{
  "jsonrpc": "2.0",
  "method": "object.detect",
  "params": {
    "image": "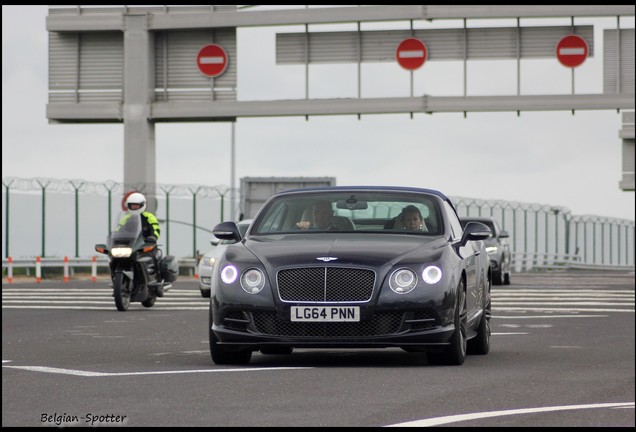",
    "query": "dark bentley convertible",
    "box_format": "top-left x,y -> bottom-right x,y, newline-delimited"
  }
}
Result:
210,186 -> 492,365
